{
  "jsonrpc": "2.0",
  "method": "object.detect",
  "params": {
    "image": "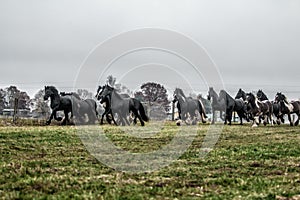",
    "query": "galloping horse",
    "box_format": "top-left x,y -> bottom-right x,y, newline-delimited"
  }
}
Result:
96,85 -> 131,125
207,87 -> 225,124
98,84 -> 148,126
44,86 -> 73,125
245,92 -> 273,127
257,89 -> 284,125
275,92 -> 300,126
173,88 -> 207,124
218,90 -> 248,125
60,91 -> 98,124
